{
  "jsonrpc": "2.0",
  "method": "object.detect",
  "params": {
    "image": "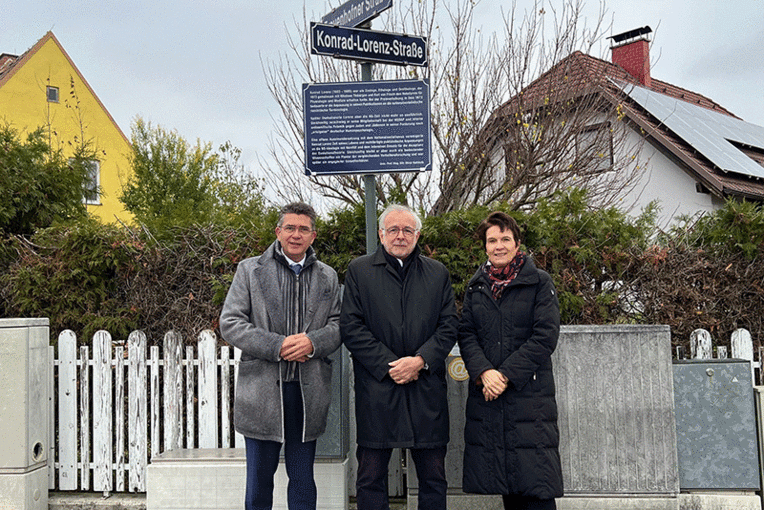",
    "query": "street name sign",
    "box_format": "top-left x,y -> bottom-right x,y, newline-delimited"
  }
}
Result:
310,22 -> 427,67
303,79 -> 431,175
321,0 -> 393,28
